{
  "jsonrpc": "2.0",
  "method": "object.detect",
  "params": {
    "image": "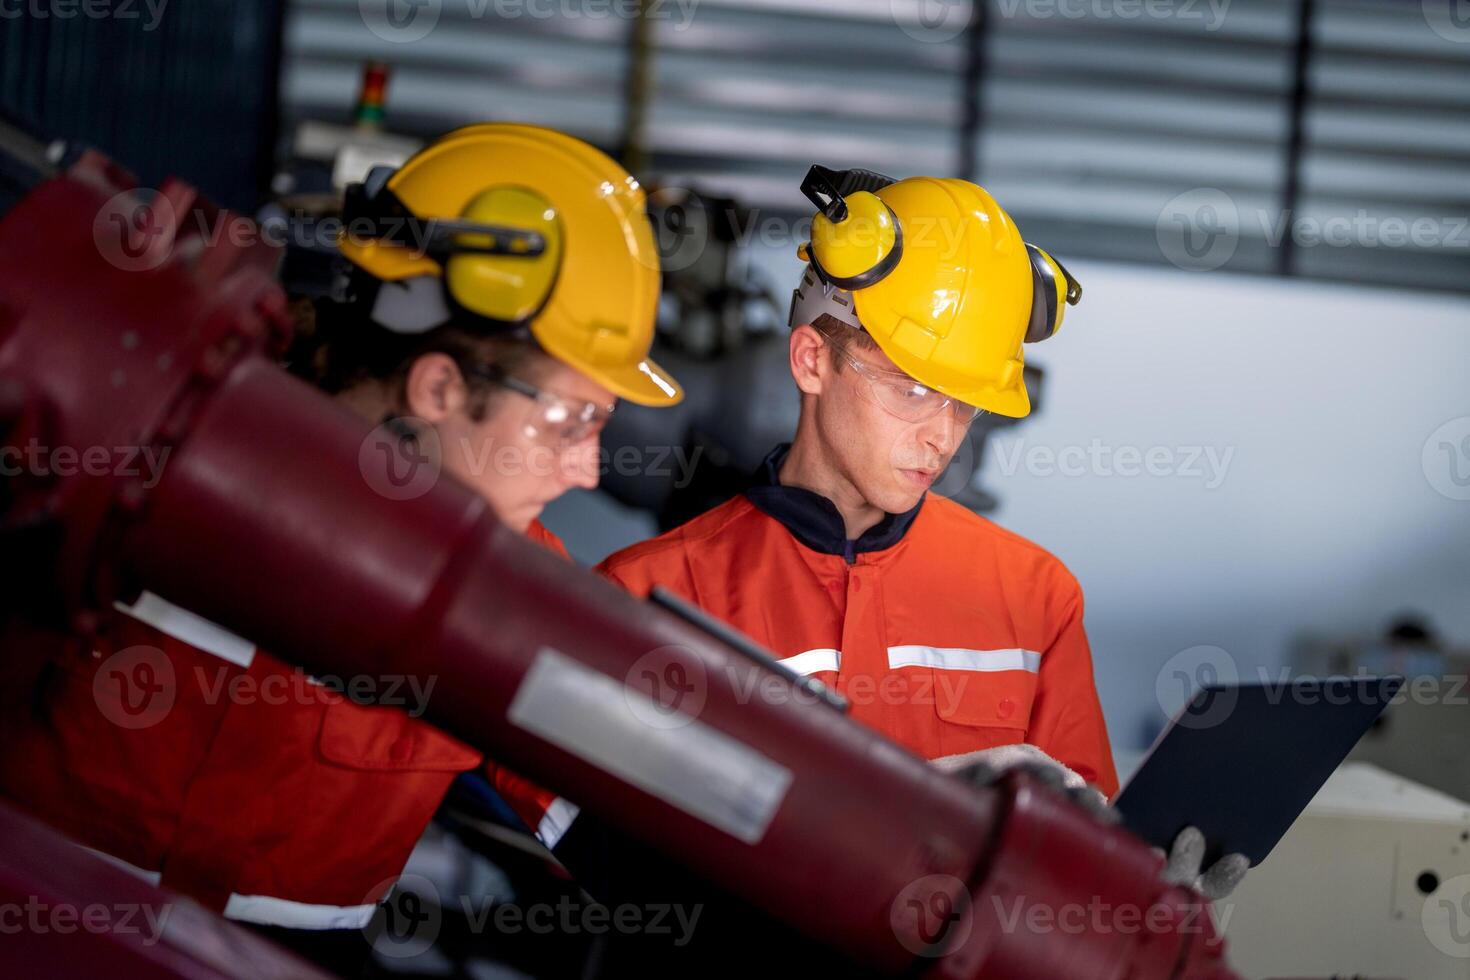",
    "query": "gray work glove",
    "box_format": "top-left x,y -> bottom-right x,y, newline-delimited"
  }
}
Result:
933,743 -> 1116,824
1159,826 -> 1250,901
